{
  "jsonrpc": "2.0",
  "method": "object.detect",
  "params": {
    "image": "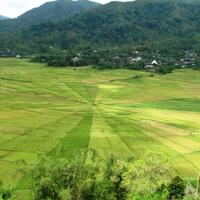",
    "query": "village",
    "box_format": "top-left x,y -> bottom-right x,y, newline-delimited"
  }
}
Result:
1,47 -> 200,73
123,50 -> 200,72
